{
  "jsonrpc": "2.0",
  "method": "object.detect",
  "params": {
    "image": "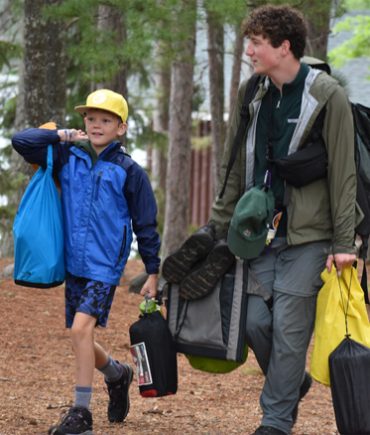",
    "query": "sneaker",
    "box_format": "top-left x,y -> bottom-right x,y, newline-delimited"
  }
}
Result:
251,426 -> 287,435
292,372 -> 312,424
48,406 -> 93,435
105,363 -> 134,423
162,224 -> 215,284
179,239 -> 235,300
